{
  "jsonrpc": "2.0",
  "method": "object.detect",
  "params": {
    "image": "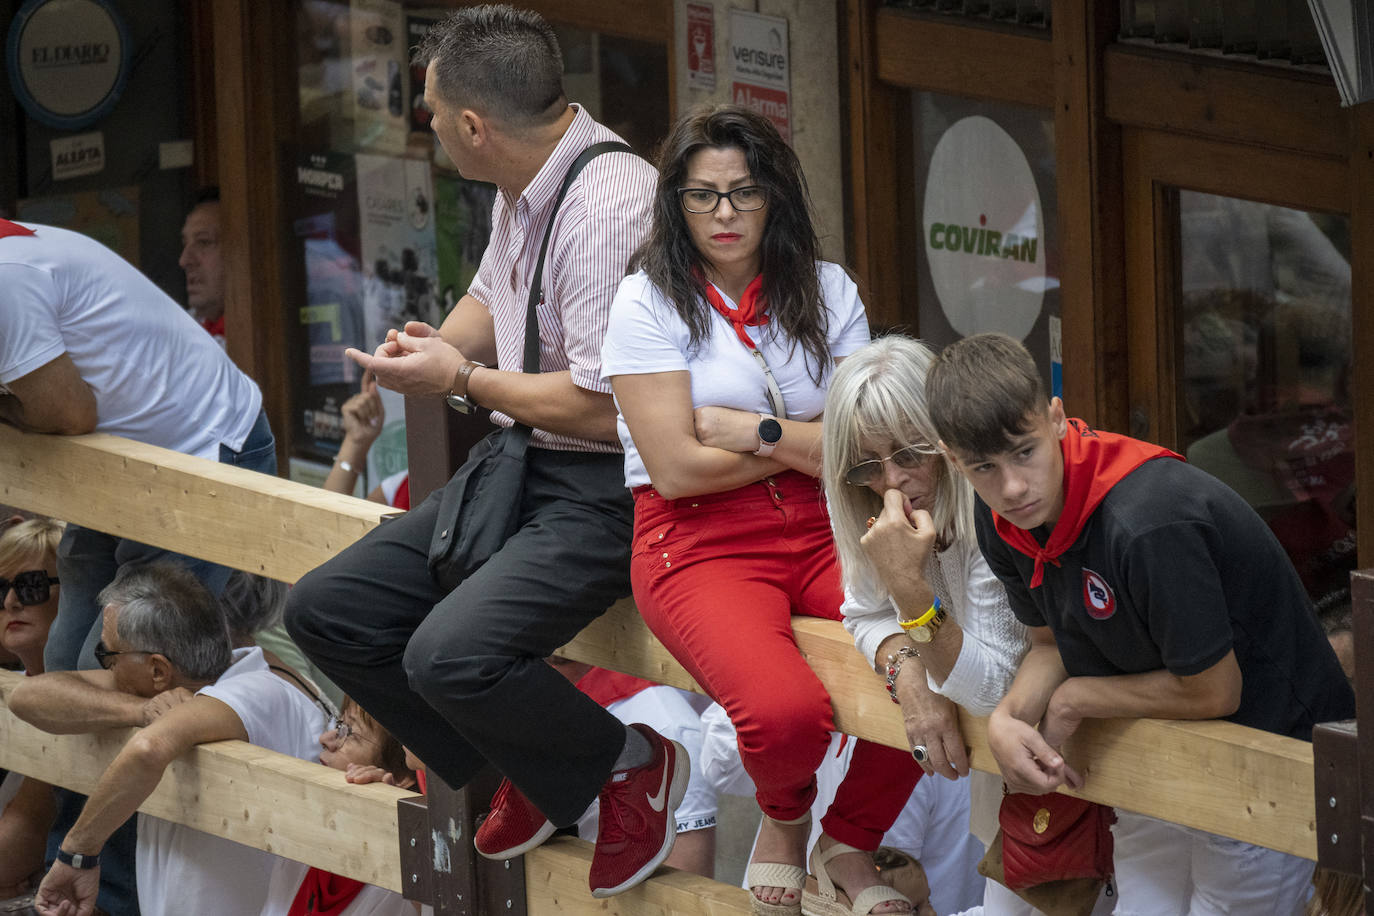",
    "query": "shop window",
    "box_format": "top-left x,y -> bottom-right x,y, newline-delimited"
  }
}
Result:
1175,190 -> 1353,608
287,0 -> 667,488
907,91 -> 1060,394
